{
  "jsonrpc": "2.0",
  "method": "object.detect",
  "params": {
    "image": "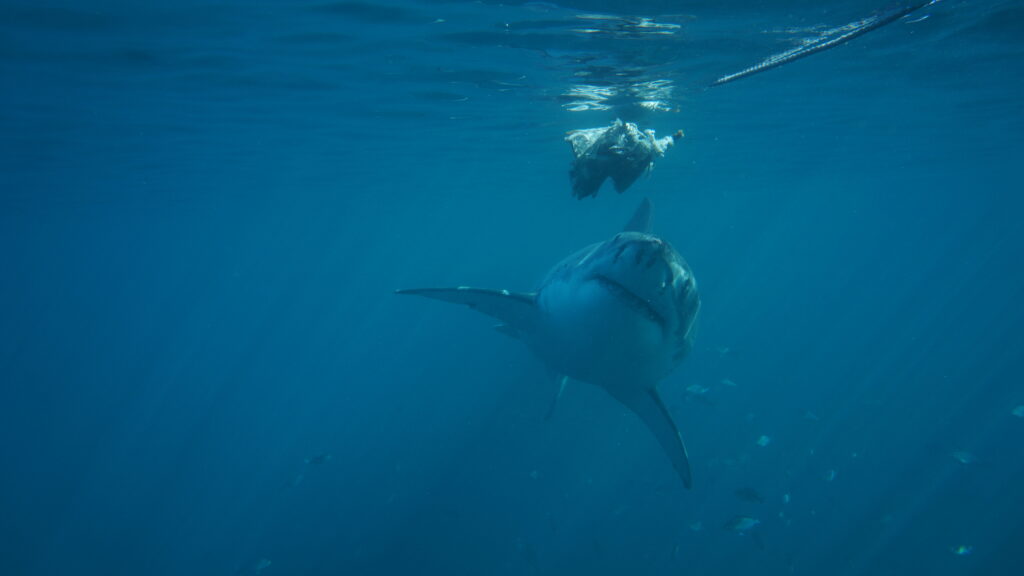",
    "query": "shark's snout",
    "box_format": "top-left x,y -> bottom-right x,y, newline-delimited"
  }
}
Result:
611,234 -> 669,266
601,232 -> 679,289
583,232 -> 692,331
